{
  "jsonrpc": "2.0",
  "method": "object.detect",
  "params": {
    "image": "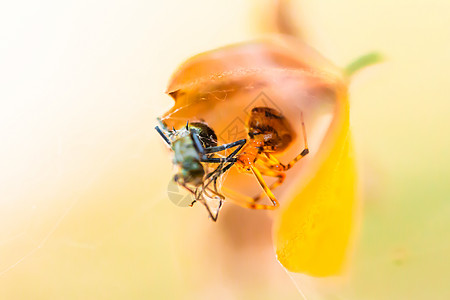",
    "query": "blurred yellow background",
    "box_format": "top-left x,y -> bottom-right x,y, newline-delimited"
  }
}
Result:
0,0 -> 449,299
